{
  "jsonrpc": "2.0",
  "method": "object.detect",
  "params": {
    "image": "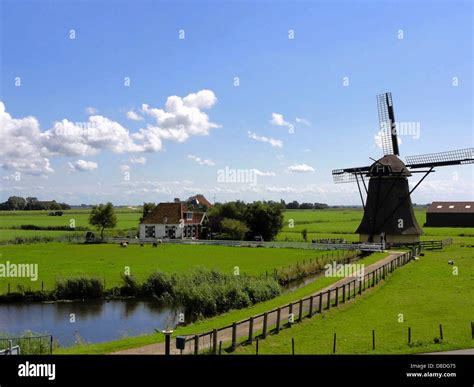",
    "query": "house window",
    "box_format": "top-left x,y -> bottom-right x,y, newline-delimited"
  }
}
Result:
449,205 -> 455,209
145,226 -> 155,238
165,226 -> 176,239
466,205 -> 471,209
436,205 -> 443,208
186,212 -> 193,220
